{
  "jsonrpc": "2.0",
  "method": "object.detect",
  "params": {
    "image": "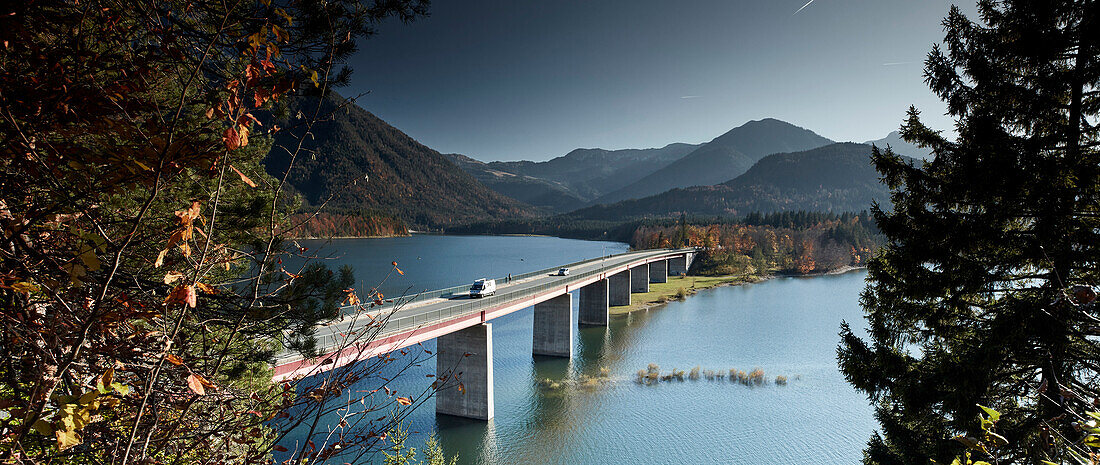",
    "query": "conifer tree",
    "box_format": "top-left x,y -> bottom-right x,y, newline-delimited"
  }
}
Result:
838,1 -> 1099,463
